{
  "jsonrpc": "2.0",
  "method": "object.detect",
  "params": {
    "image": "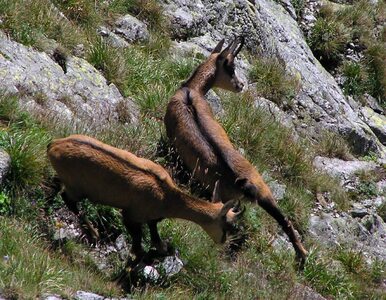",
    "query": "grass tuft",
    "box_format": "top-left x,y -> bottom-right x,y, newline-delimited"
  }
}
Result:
249,57 -> 300,107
